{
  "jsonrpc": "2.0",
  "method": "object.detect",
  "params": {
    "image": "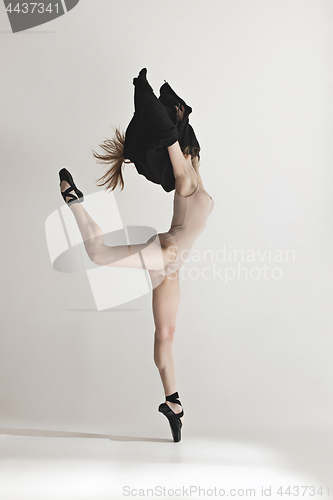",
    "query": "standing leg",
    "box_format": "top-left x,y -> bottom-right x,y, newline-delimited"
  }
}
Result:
150,269 -> 183,422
